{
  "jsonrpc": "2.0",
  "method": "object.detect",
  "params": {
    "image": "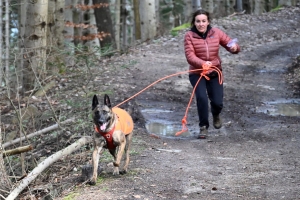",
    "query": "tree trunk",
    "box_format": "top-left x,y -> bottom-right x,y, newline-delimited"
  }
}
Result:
54,0 -> 65,49
192,0 -> 201,11
17,0 -> 27,96
115,0 -> 121,50
236,0 -> 243,12
64,0 -> 75,66
84,0 -> 101,56
140,0 -> 156,41
22,0 -> 49,92
0,0 -> 2,85
133,0 -> 141,40
5,0 -> 10,96
93,0 -> 114,48
121,0 -> 128,49
0,123 -> 12,197
5,137 -> 92,200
